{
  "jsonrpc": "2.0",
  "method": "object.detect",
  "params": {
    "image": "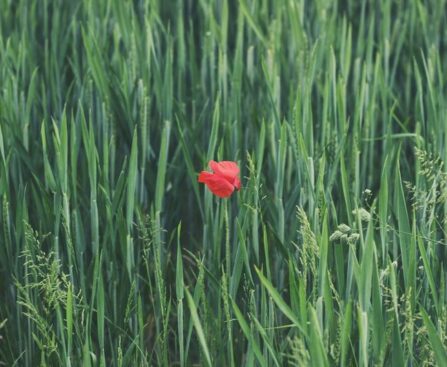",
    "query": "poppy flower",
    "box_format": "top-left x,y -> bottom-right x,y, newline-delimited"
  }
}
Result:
198,160 -> 241,198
